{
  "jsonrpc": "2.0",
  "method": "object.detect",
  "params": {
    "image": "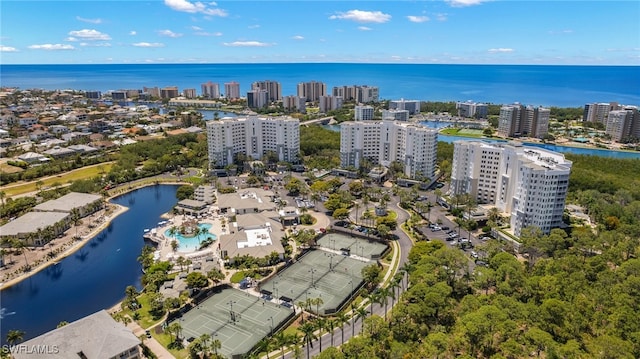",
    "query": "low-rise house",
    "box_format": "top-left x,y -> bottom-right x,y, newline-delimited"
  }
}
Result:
17,151 -> 49,164
49,124 -> 71,134
68,144 -> 98,154
13,310 -> 141,359
29,129 -> 52,141
43,146 -> 76,159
